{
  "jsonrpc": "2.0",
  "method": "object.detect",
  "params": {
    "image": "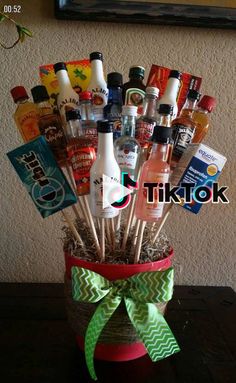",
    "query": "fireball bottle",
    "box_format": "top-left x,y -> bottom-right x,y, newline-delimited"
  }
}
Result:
10,86 -> 40,142
135,126 -> 172,222
65,109 -> 96,196
87,52 -> 108,121
90,120 -> 120,218
192,95 -> 216,143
